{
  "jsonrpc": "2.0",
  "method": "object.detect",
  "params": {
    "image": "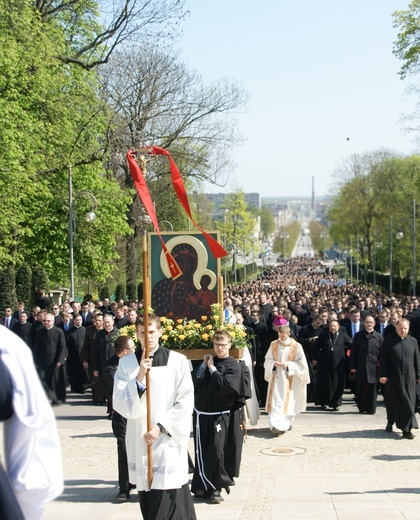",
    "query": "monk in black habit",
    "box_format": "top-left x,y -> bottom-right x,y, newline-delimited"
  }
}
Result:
191,329 -> 250,504
379,319 -> 420,439
349,316 -> 383,414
